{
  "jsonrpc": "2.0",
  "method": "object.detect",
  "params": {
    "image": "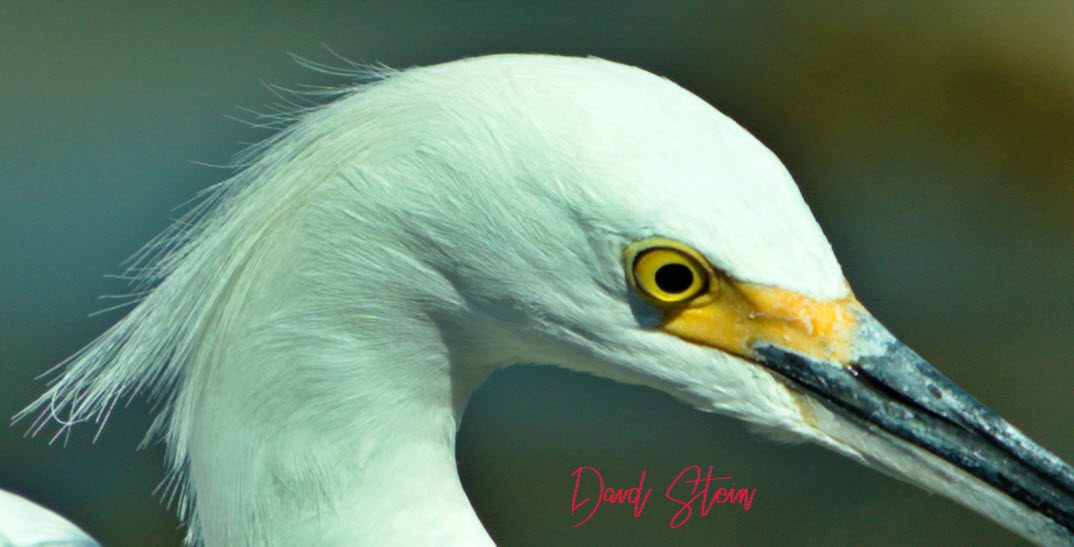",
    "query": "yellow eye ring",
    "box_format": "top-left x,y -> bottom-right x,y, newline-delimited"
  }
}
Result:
626,239 -> 710,305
